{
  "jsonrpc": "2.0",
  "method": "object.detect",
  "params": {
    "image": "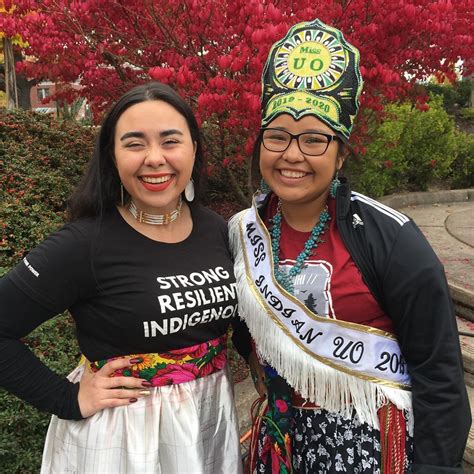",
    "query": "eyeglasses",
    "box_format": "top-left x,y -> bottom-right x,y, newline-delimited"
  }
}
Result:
261,128 -> 339,156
